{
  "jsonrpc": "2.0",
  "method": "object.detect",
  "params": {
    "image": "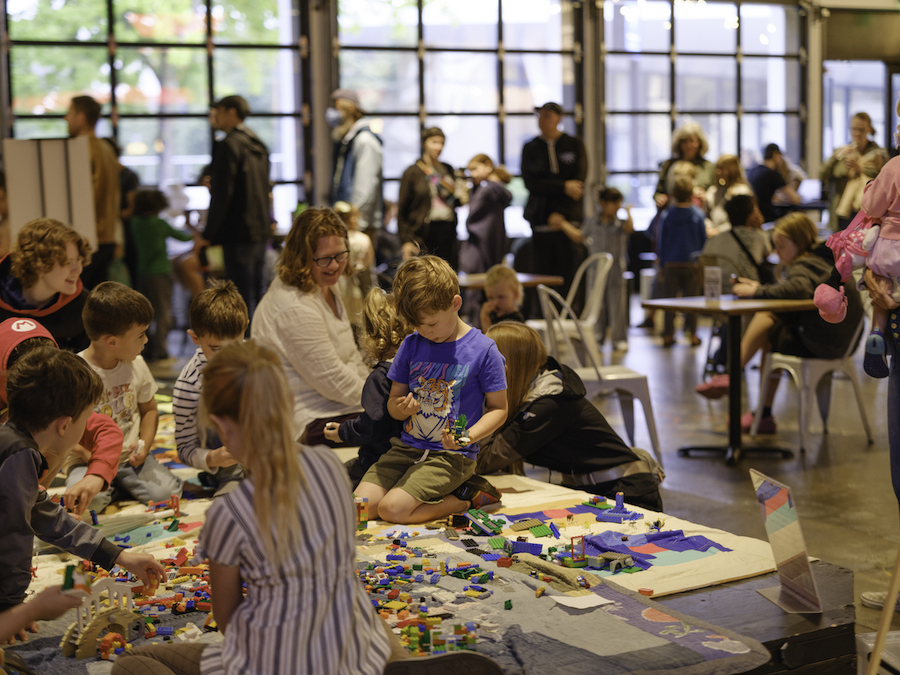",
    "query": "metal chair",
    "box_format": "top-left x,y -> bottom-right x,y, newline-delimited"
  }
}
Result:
536,284 -> 663,466
750,314 -> 874,451
526,252 -> 614,366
